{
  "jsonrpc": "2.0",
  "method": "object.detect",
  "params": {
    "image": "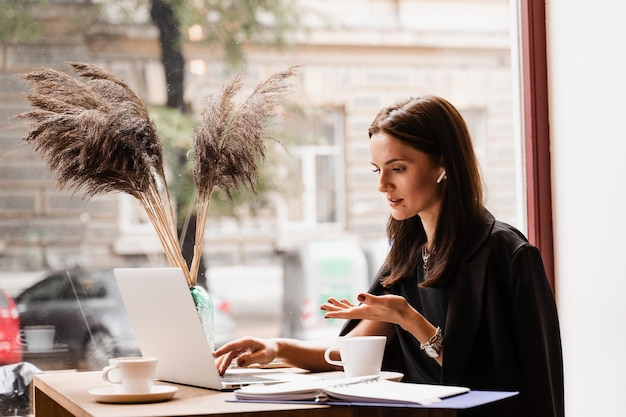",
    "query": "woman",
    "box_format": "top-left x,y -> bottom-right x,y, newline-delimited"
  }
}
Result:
214,95 -> 564,417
